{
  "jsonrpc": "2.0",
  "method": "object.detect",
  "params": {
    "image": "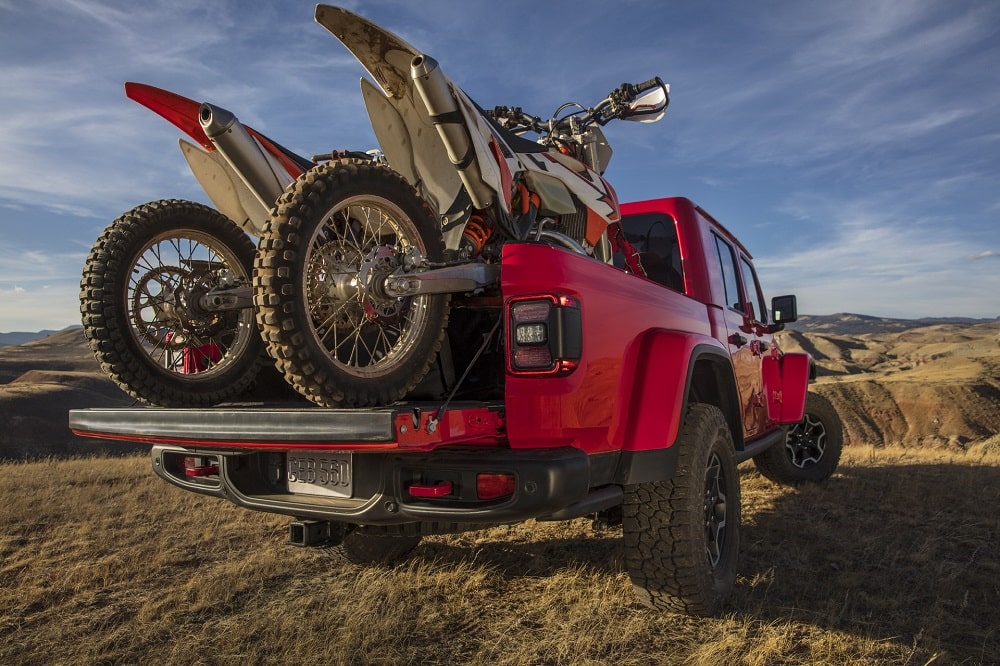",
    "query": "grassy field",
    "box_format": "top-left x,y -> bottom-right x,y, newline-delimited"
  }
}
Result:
2,443 -> 998,665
